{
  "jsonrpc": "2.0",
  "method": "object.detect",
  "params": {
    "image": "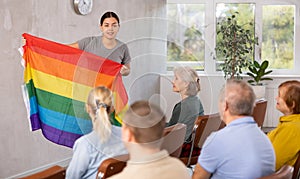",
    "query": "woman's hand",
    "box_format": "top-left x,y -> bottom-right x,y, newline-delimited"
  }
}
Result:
120,64 -> 130,76
22,37 -> 26,46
